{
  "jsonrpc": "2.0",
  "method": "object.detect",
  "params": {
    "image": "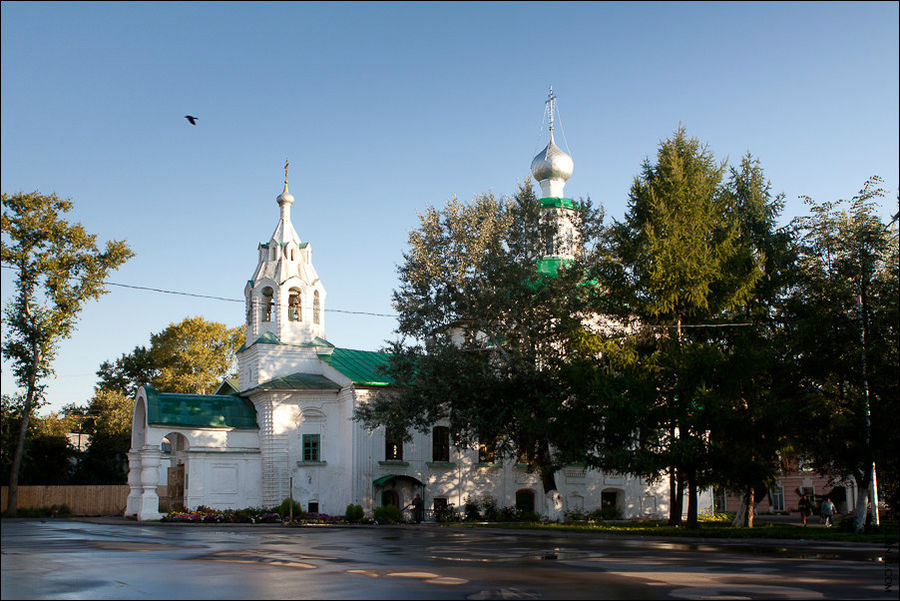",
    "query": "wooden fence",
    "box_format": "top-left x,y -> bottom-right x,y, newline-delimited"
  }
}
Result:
1,485 -> 130,516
